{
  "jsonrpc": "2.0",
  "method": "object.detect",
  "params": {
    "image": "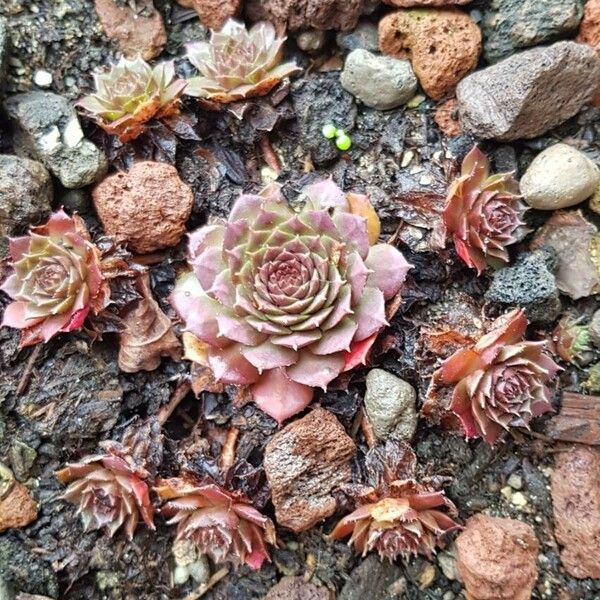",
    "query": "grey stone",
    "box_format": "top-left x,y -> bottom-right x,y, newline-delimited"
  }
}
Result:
296,30 -> 326,53
340,49 -> 417,110
520,143 -> 600,210
457,41 -> 600,141
338,554 -> 404,600
589,309 -> 600,347
3,92 -> 107,189
364,368 -> 418,442
336,19 -> 379,52
0,155 -> 52,255
482,0 -> 584,63
291,73 -> 357,166
0,18 -> 9,95
59,189 -> 90,214
486,248 -> 561,323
